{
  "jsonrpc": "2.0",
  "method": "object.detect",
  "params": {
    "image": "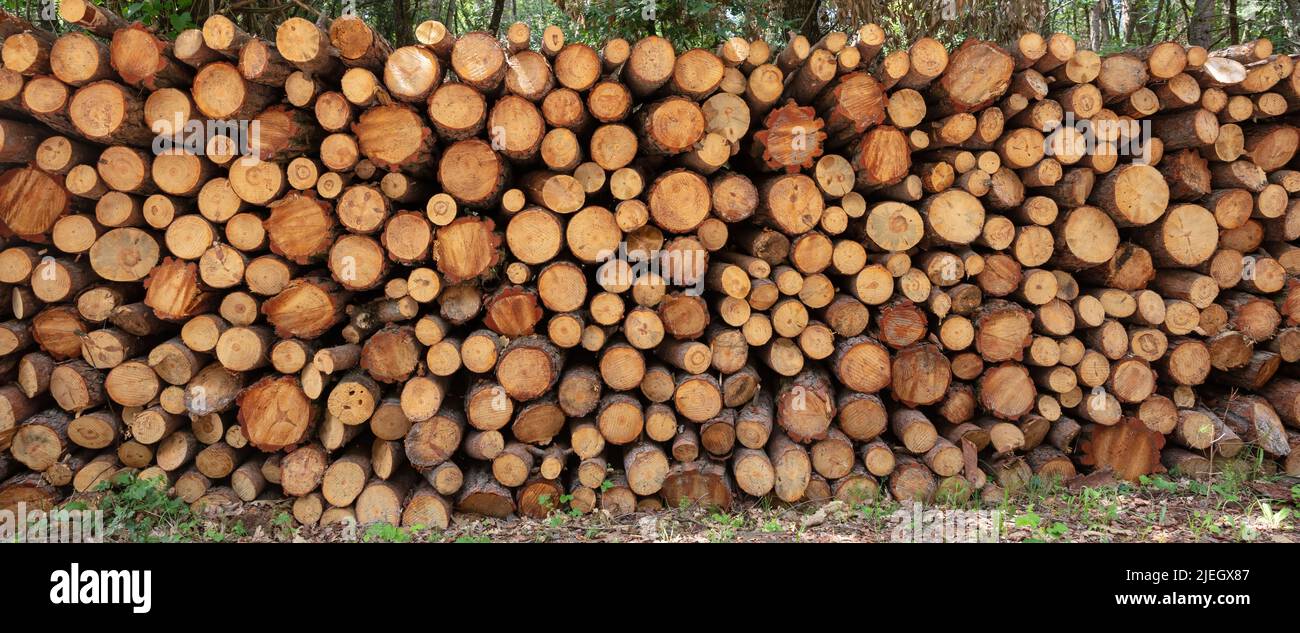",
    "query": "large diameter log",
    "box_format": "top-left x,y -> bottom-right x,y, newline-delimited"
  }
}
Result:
262,192 -> 335,264
10,410 -> 72,471
660,460 -> 733,511
774,369 -> 836,443
353,104 -> 436,173
891,343 -> 952,407
1135,203 -> 1218,267
110,24 -> 192,90
0,166 -> 71,242
496,336 -> 563,402
1088,163 -> 1169,227
192,61 -> 276,120
68,80 -> 153,145
360,325 -> 420,383
330,15 -> 392,72
0,472 -> 61,512
447,32 -> 505,93
929,40 -> 1014,116
978,363 -> 1037,420
649,169 -> 713,234
752,101 -> 825,172
814,72 -> 885,146
622,35 -> 676,97
1051,205 -> 1119,271
143,258 -> 216,321
437,139 -> 507,208
1078,417 -> 1166,481
434,217 -> 502,283
50,31 -> 115,87
831,335 -> 891,393
920,189 -> 985,245
276,17 -> 340,76
456,466 -> 515,518
850,125 -> 911,188
262,276 -> 350,339
384,45 -> 445,102
637,97 -> 705,155
1097,53 -> 1149,102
